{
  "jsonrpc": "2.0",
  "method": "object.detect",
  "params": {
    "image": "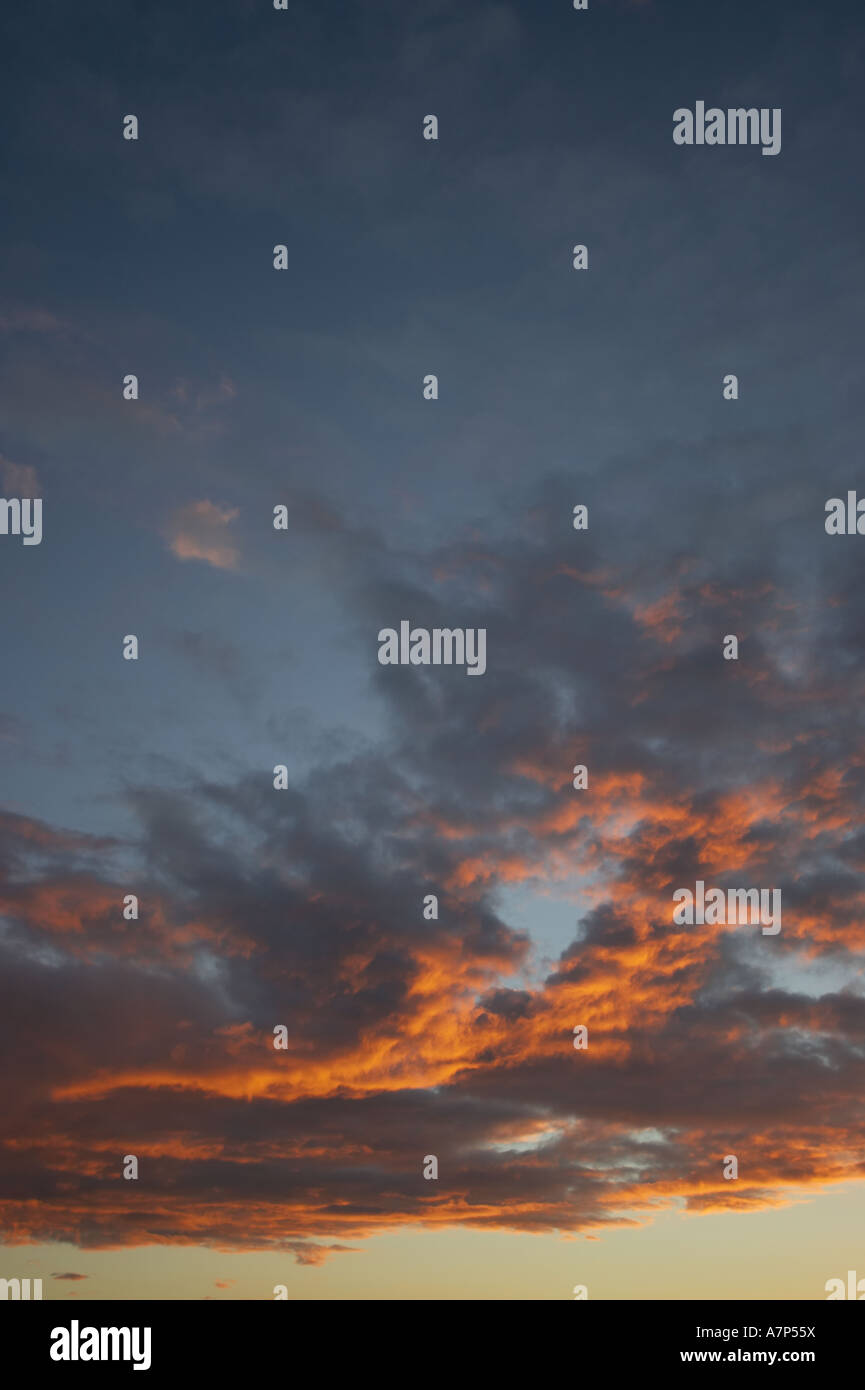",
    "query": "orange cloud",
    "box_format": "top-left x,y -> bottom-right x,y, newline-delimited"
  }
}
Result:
163,500 -> 240,570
